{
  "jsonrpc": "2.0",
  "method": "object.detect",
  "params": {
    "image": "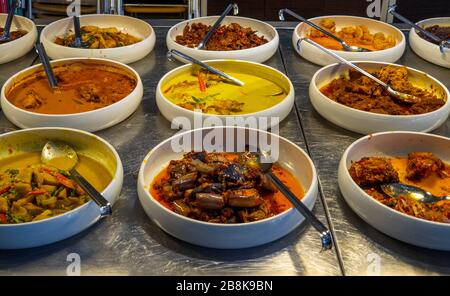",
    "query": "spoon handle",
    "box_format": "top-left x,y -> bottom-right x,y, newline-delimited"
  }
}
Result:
2,0 -> 18,39
196,3 -> 238,49
73,16 -> 83,45
266,172 -> 333,250
35,42 -> 58,89
69,169 -> 112,217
